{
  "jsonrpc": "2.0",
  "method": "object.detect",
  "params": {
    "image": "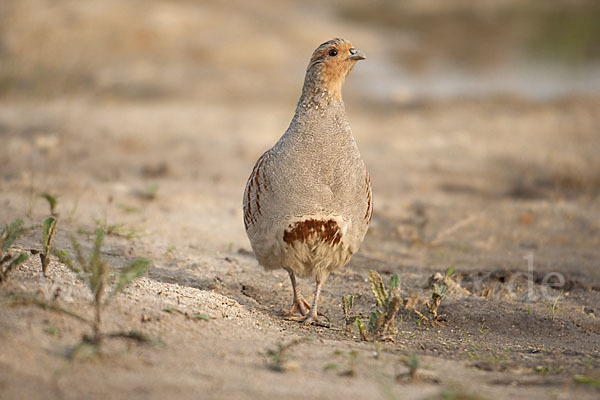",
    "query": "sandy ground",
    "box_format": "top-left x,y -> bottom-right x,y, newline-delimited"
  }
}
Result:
1,1 -> 600,399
